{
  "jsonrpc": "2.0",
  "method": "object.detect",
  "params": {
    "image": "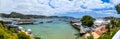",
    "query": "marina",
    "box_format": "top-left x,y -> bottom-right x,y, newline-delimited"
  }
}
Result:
20,21 -> 80,39
1,17 -> 111,39
0,0 -> 120,39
